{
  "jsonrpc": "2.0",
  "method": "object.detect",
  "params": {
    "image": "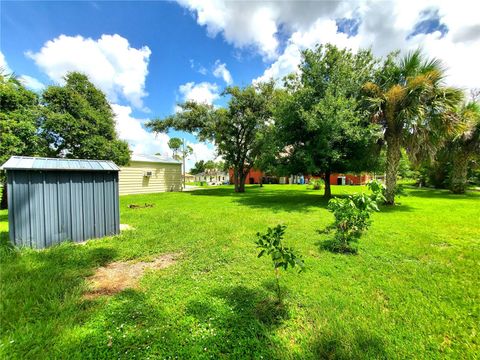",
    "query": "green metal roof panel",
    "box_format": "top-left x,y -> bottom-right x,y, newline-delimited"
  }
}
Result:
1,156 -> 120,171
